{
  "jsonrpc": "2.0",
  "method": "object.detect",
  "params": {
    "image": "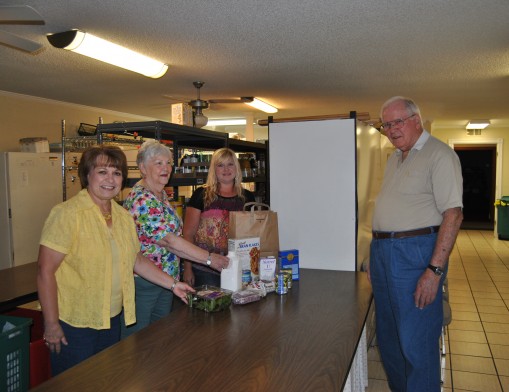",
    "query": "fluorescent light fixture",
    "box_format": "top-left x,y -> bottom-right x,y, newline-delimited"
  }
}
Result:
466,120 -> 490,130
207,119 -> 247,126
47,30 -> 168,79
244,98 -> 278,113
